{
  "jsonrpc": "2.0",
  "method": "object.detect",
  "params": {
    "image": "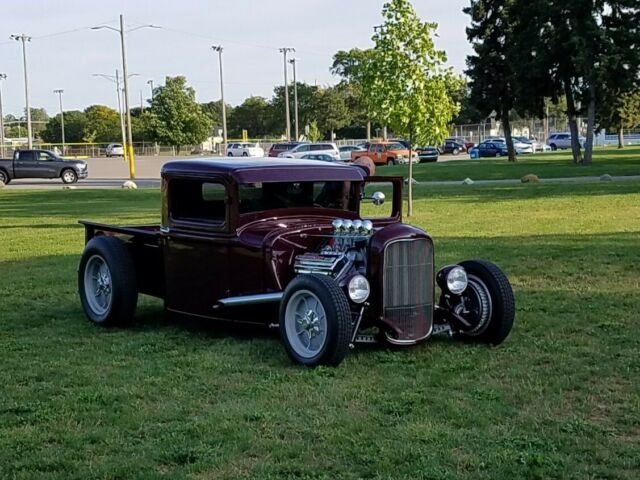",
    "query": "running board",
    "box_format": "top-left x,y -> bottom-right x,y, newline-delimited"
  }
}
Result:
214,292 -> 283,309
